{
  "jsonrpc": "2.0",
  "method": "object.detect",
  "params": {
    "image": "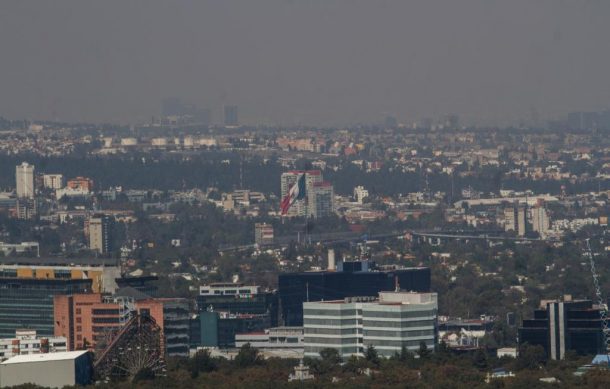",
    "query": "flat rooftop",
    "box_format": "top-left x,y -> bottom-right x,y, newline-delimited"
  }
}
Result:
0,257 -> 118,266
1,350 -> 89,364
